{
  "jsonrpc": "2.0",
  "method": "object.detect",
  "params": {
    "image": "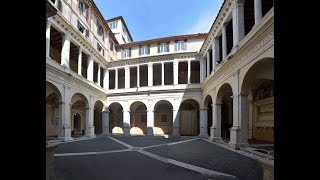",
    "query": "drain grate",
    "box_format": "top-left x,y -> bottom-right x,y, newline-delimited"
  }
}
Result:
254,149 -> 273,155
